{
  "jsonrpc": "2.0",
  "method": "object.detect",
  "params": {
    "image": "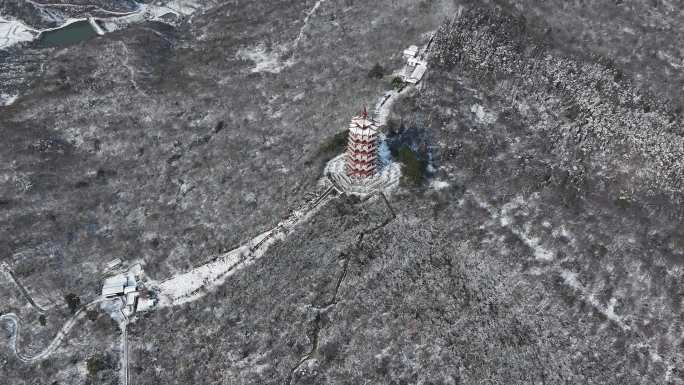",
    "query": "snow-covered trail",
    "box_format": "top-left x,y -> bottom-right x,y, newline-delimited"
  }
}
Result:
144,186 -> 337,309
292,0 -> 328,52
239,0 -> 329,74
470,192 -> 633,330
0,298 -> 105,363
150,230 -> 271,308
116,40 -> 146,96
469,191 -> 681,383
